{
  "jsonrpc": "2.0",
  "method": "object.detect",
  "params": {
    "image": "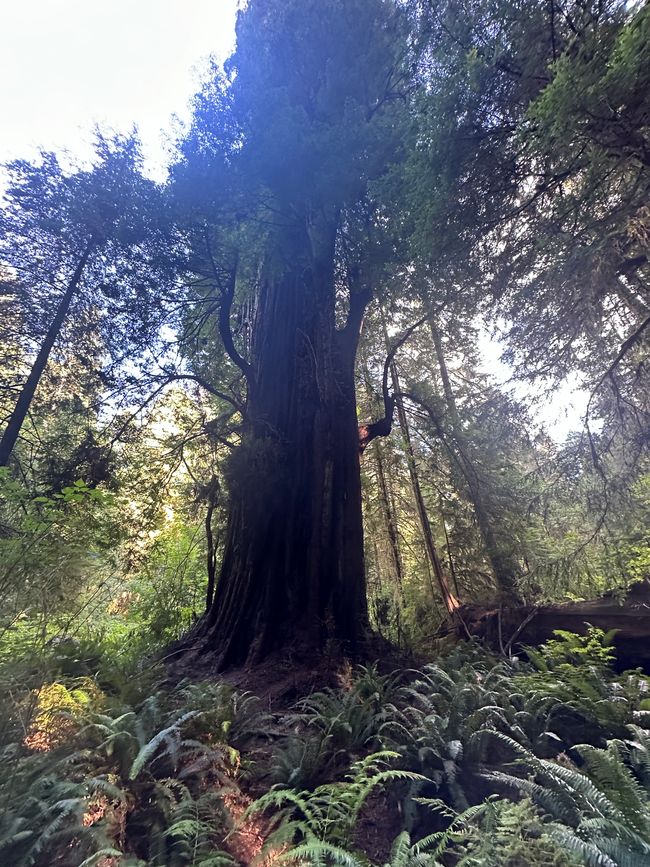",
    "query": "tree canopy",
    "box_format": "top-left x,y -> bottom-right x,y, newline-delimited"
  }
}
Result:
0,1 -> 649,861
